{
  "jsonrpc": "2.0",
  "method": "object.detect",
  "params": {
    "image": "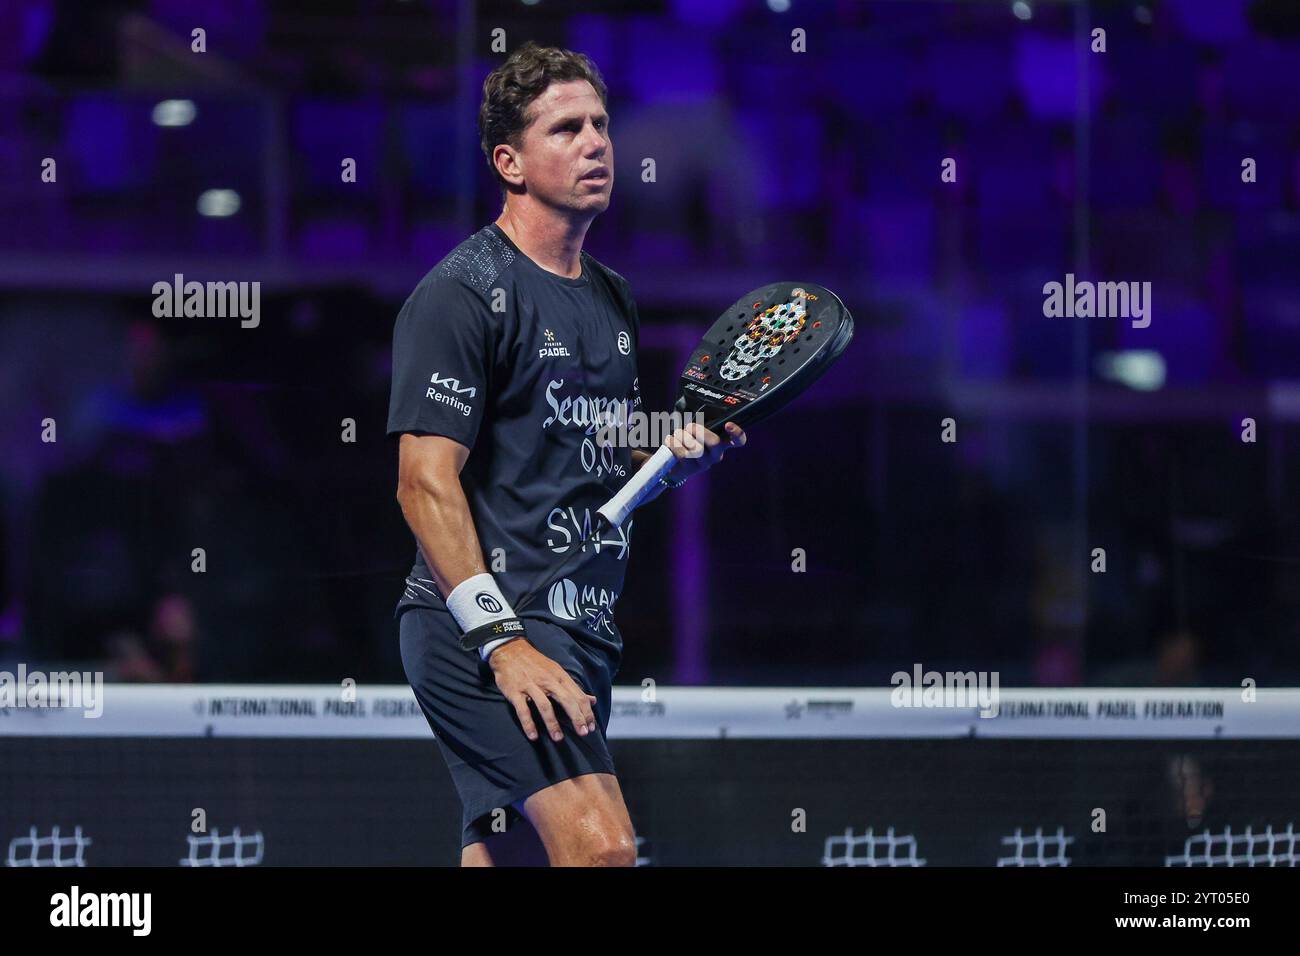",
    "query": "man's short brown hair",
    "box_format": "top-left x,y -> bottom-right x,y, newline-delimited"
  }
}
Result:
478,41 -> 609,195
